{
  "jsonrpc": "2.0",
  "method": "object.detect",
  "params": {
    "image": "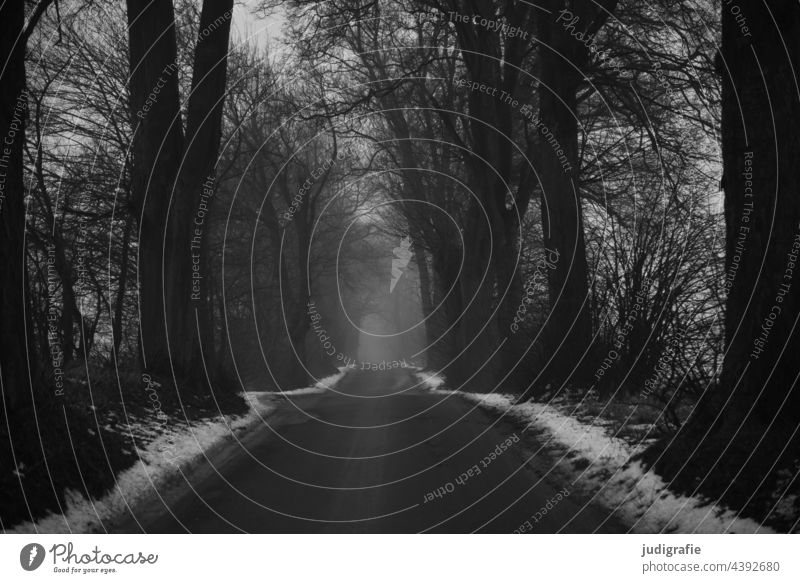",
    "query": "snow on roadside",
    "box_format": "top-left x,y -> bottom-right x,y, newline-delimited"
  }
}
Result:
8,372 -> 345,534
276,367 -> 351,396
413,370 -> 448,391
459,391 -> 775,534
12,368 -> 350,533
